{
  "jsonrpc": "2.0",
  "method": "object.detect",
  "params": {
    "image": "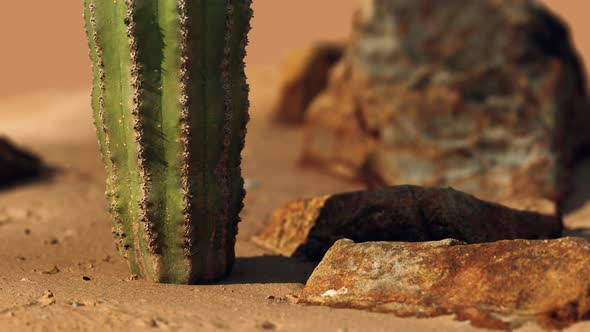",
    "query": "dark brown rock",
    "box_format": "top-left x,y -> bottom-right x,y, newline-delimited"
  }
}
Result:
273,42 -> 344,124
253,186 -> 561,260
302,0 -> 590,214
298,238 -> 590,330
0,137 -> 42,186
